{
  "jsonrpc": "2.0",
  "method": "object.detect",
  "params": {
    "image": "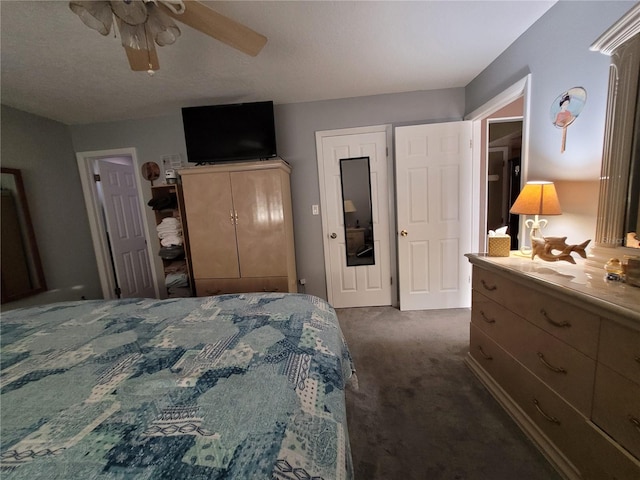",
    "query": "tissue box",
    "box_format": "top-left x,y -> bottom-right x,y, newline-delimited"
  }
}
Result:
488,236 -> 511,257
